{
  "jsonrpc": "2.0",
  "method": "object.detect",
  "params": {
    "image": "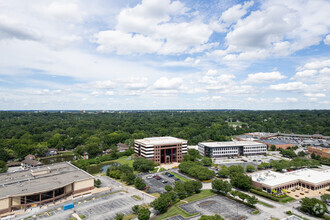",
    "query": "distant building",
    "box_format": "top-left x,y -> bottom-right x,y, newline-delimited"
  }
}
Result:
46,148 -> 58,156
21,154 -> 43,169
116,143 -> 130,152
198,141 -> 267,157
24,154 -> 35,160
256,139 -> 293,149
250,169 -> 330,194
0,162 -> 94,216
307,146 -> 330,159
134,136 -> 187,164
